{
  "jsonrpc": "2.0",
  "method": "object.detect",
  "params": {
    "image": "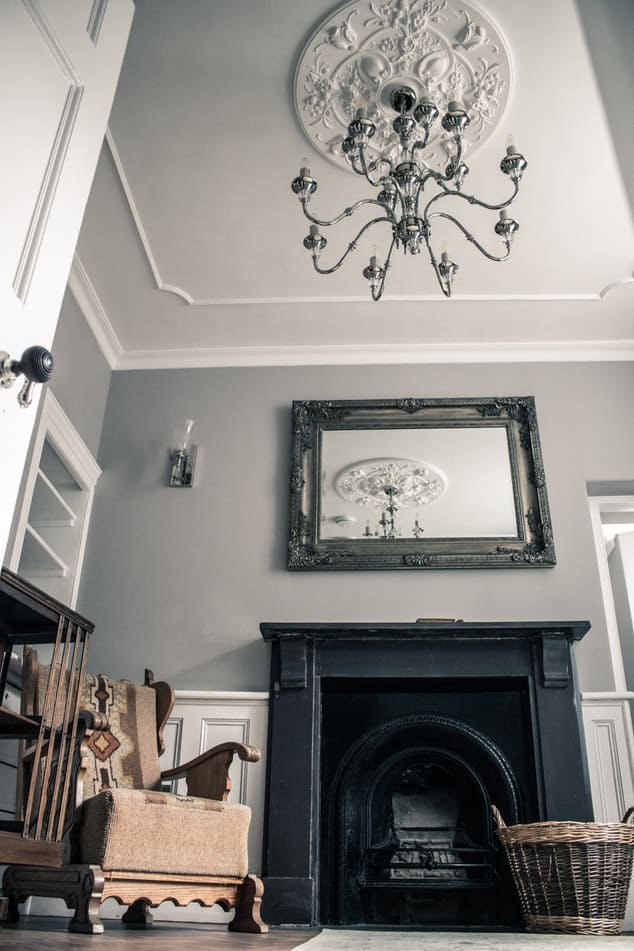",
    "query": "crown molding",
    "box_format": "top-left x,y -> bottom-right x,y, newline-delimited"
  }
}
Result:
68,254 -> 122,368
115,339 -> 634,371
68,255 -> 634,371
